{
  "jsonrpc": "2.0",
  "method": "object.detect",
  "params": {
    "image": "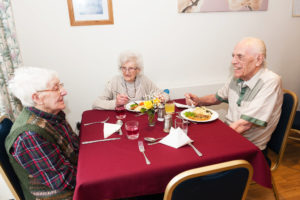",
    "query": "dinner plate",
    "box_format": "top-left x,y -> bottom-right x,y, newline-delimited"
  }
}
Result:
125,101 -> 144,112
180,108 -> 219,122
